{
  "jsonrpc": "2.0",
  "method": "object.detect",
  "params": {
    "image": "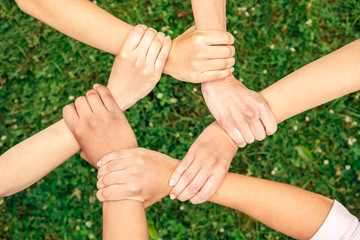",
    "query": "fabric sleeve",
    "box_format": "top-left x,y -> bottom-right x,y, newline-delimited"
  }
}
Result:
310,200 -> 360,240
